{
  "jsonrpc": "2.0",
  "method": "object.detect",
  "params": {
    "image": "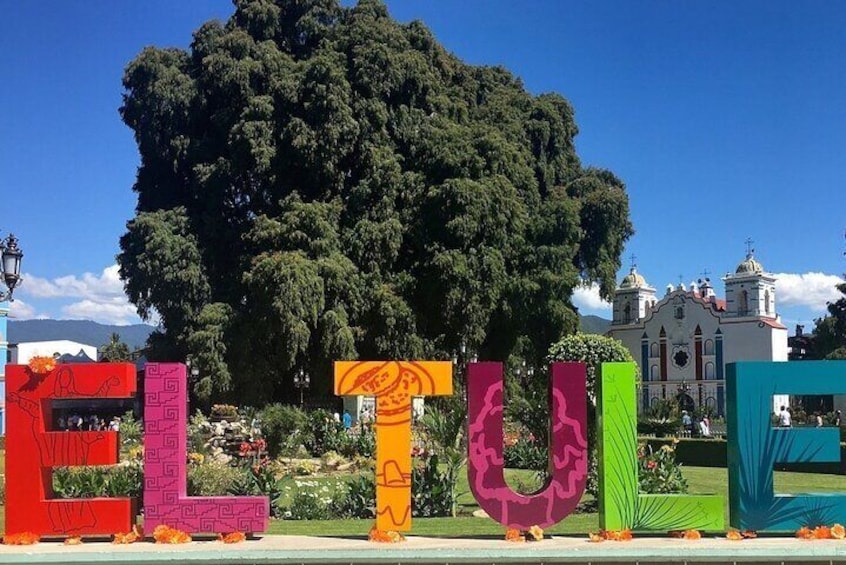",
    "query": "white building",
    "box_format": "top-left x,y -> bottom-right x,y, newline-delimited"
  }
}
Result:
10,340 -> 98,364
608,252 -> 788,416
